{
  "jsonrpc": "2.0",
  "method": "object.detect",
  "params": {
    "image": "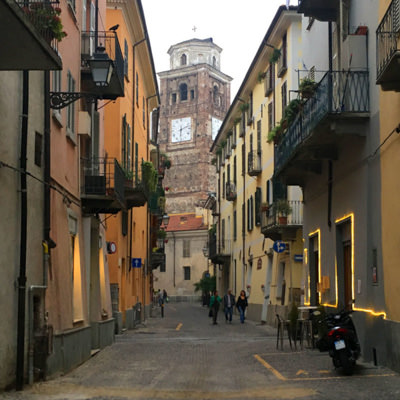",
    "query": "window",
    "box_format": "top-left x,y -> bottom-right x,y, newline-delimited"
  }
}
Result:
233,210 -> 237,241
122,210 -> 128,236
241,144 -> 245,175
257,120 -> 262,153
183,240 -> 190,257
277,34 -> 287,77
233,156 -> 237,184
171,93 -> 177,104
135,72 -> 139,105
281,81 -> 287,115
181,53 -> 187,66
247,196 -> 254,231
212,56 -> 217,68
34,132 -> 43,167
190,89 -> 195,100
268,102 -> 274,133
67,72 -> 76,137
223,172 -> 226,199
124,39 -> 129,78
135,142 -> 139,182
255,188 -> 261,226
213,85 -> 220,106
183,266 -> 191,280
265,64 -> 275,96
179,83 -> 188,101
142,96 -> 146,126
